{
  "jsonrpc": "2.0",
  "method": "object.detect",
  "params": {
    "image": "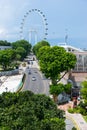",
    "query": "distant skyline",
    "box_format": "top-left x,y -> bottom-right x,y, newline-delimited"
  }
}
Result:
0,0 -> 87,49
